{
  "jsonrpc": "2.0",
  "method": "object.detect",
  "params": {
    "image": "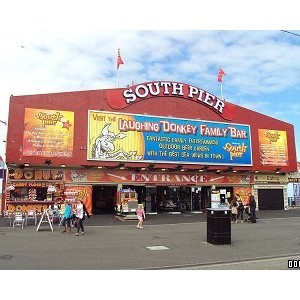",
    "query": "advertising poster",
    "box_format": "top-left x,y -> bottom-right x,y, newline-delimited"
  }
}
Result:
23,108 -> 74,157
211,190 -> 221,208
258,129 -> 288,166
64,186 -> 92,215
88,111 -> 252,166
233,186 -> 252,203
